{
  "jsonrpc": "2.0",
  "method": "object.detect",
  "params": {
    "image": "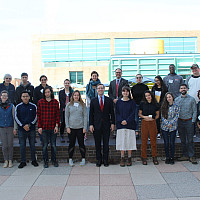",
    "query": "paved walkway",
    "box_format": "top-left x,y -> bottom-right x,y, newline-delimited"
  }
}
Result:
0,160 -> 200,200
